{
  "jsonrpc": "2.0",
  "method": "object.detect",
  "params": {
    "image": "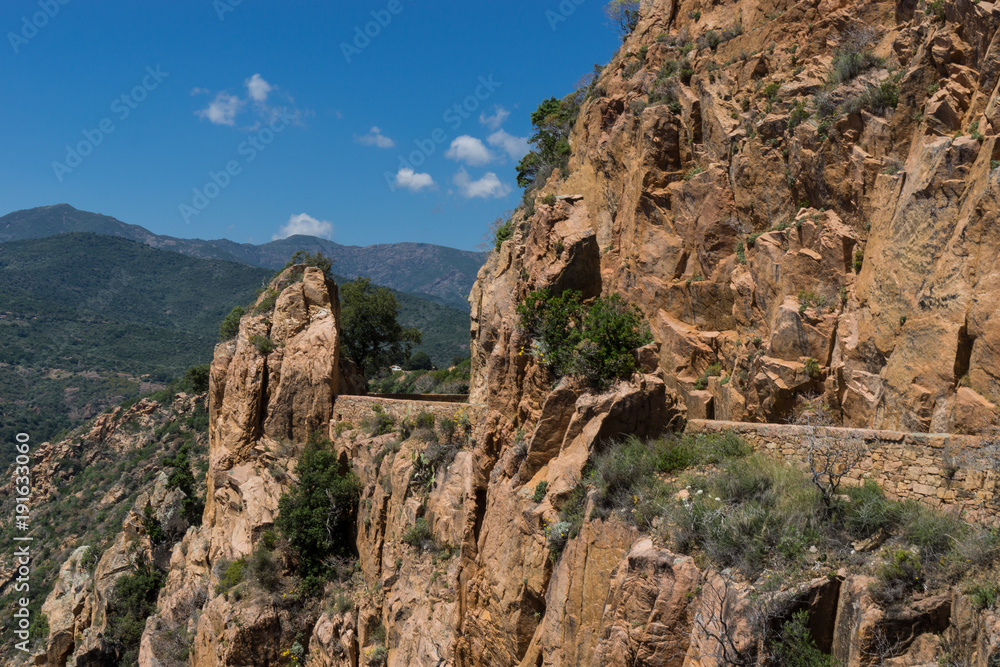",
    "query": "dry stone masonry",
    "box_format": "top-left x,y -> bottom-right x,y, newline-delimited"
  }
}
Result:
687,419 -> 1000,525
